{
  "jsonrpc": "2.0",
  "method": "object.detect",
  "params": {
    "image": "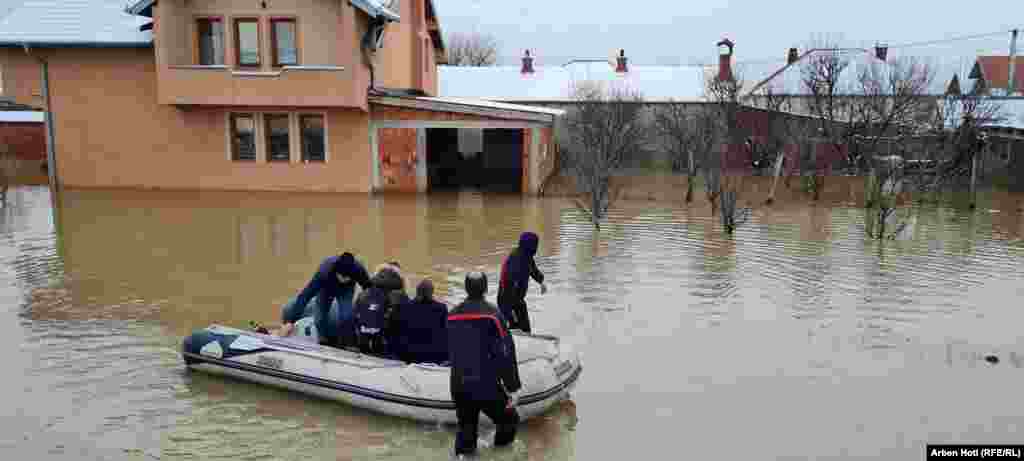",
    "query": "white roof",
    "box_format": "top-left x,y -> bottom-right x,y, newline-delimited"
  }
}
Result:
0,111 -> 44,122
439,61 -> 715,102
0,0 -> 151,46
